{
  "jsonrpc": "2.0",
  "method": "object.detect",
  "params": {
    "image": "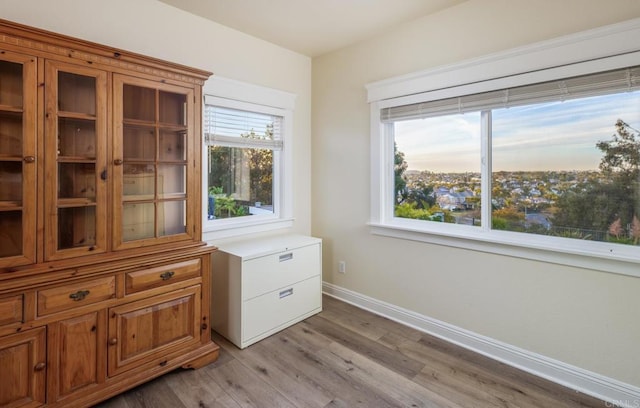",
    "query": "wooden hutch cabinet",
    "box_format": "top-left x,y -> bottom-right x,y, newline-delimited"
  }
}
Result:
0,19 -> 219,408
